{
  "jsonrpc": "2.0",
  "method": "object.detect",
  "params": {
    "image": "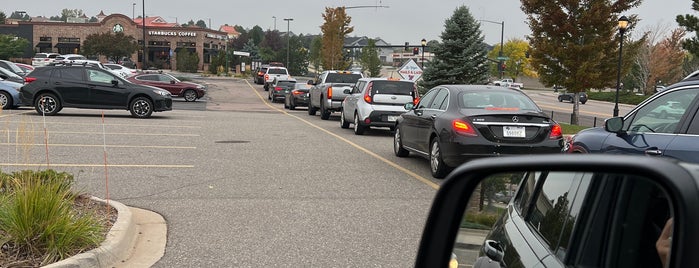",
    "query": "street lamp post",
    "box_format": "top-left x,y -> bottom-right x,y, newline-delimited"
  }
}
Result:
272,16 -> 277,31
132,3 -> 135,20
613,16 -> 630,117
284,18 -> 293,69
421,38 -> 426,69
141,0 -> 147,70
479,20 -> 505,79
